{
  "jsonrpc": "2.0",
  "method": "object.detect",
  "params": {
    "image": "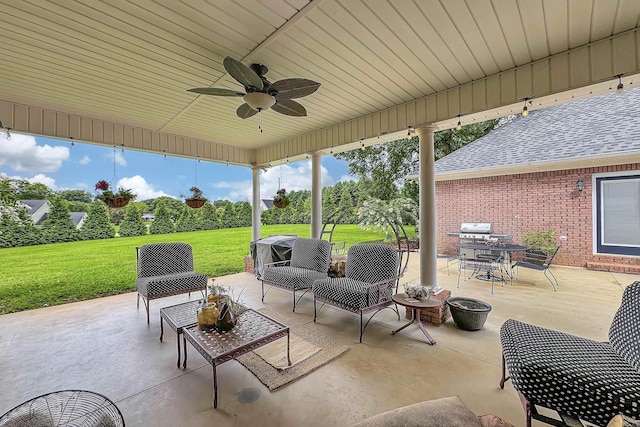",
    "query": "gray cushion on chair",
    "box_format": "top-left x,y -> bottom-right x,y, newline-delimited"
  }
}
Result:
501,317 -> 640,425
137,271 -> 207,297
261,266 -> 327,291
313,277 -> 390,309
351,396 -> 482,427
289,238 -> 332,272
610,283 -> 640,371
